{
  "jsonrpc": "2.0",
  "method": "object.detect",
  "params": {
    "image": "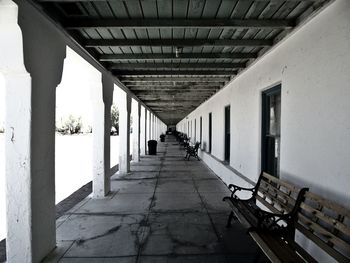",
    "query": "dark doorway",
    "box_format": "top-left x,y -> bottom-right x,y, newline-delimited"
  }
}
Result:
224,105 -> 230,162
262,85 -> 281,178
209,113 -> 212,153
200,117 -> 202,145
